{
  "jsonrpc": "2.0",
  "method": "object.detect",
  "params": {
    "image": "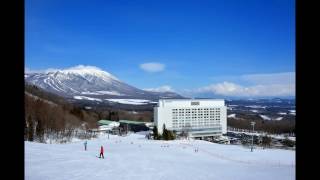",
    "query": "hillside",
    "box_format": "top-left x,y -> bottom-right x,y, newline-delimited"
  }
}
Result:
225,99 -> 295,134
25,83 -> 101,142
25,84 -> 155,143
25,132 -> 295,180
